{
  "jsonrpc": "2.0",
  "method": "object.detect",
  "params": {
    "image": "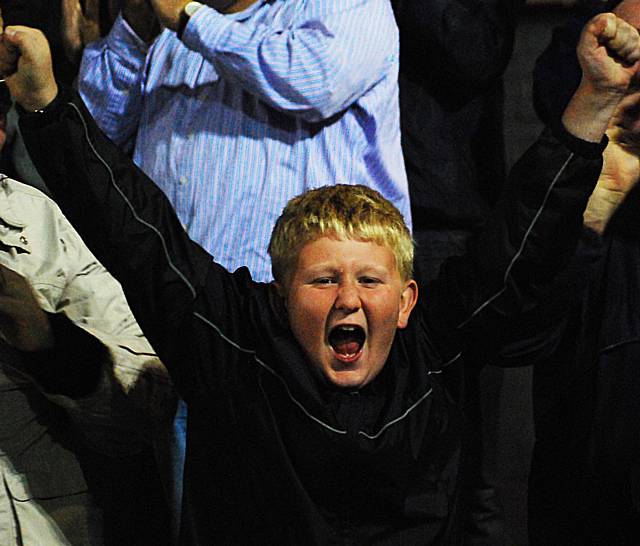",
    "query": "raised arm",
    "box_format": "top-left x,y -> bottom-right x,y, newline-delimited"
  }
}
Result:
141,0 -> 399,122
